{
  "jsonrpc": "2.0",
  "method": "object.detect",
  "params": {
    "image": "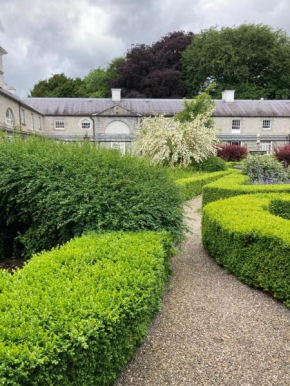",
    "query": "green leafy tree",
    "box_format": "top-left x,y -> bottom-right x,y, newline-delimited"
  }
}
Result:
29,73 -> 87,98
174,84 -> 215,127
84,57 -> 124,97
182,24 -> 290,99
